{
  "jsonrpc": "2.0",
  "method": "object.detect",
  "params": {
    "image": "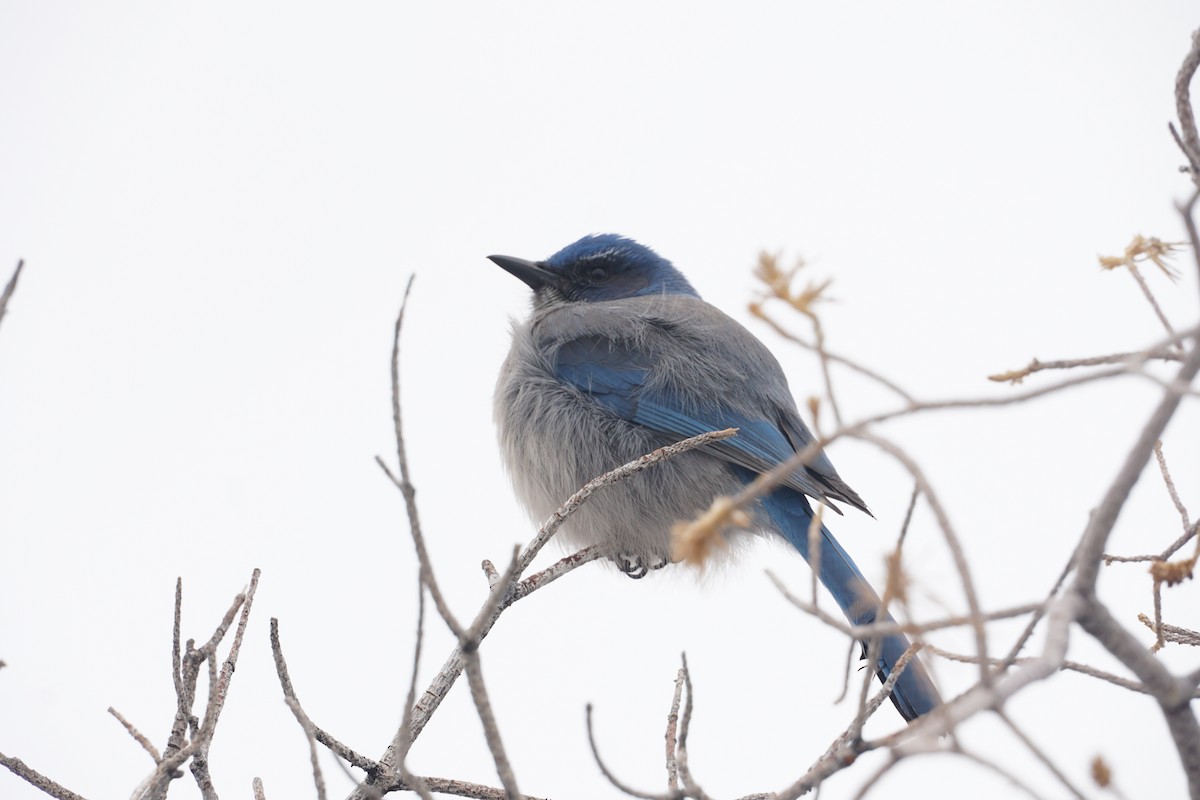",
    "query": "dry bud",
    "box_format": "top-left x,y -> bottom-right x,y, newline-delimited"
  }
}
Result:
1150,558 -> 1195,587
671,497 -> 752,567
